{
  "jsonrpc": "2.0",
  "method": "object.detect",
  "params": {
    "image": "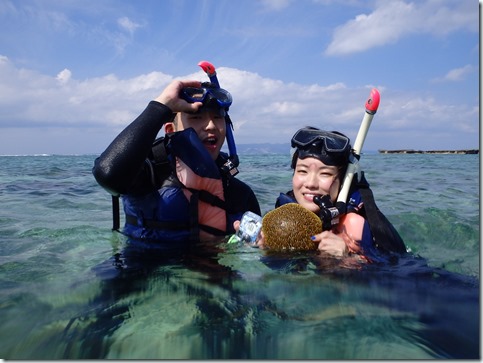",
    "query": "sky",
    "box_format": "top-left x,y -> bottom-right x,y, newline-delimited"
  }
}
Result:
0,0 -> 479,155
